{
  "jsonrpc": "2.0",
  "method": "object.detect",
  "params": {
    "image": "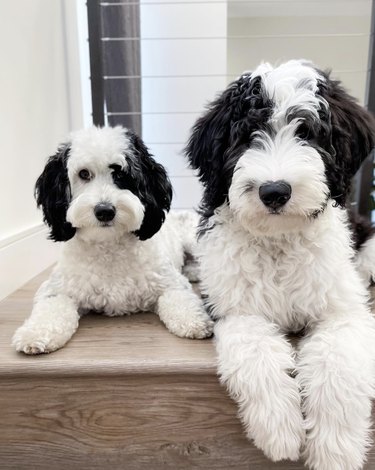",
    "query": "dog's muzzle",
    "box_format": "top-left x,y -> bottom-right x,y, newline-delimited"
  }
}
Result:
259,181 -> 292,210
